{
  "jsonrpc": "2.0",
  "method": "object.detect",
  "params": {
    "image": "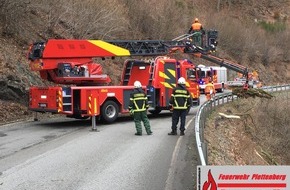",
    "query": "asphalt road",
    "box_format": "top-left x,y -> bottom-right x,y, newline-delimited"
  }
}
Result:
0,102 -> 202,190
